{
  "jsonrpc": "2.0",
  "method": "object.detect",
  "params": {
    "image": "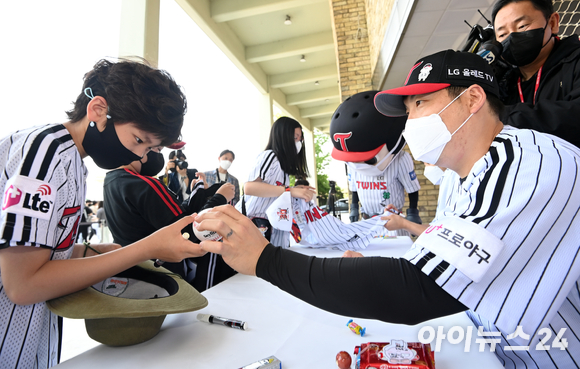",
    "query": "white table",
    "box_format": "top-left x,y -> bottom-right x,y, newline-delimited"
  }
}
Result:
57,237 -> 503,368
